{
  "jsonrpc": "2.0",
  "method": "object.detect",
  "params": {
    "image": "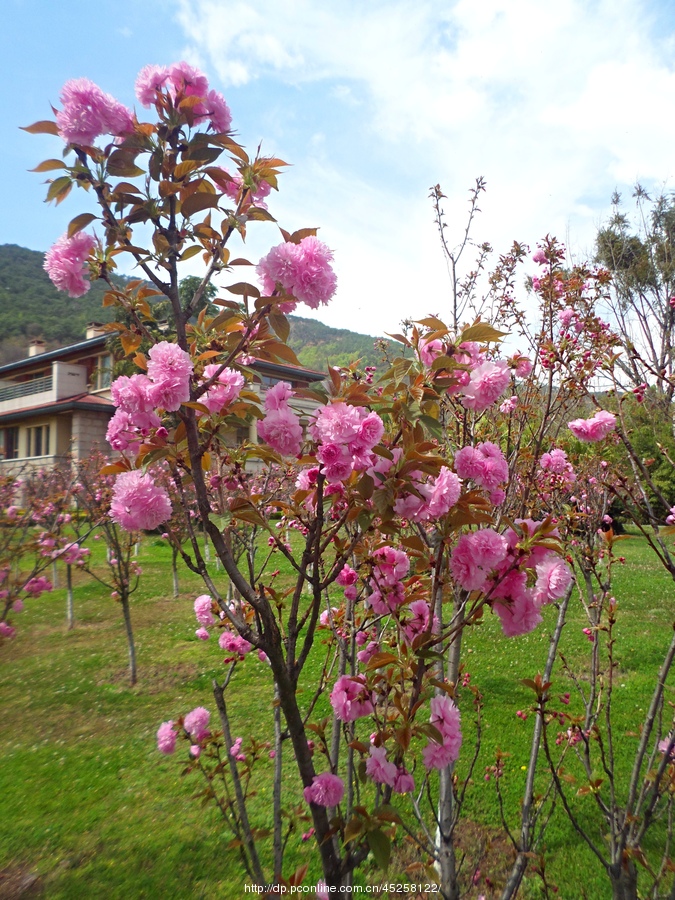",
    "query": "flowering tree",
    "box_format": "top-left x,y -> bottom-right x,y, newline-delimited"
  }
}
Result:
27,64 -> 635,897
65,451 -> 145,684
0,463 -> 82,637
